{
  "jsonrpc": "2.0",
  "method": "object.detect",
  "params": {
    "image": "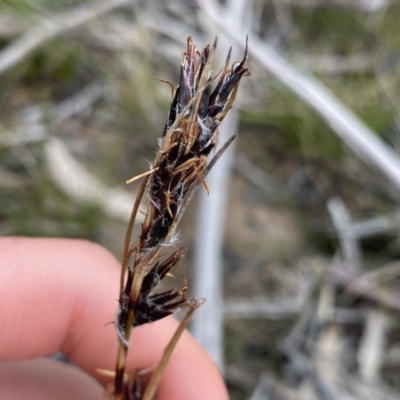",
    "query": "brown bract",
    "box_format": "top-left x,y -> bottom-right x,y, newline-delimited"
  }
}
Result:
113,36 -> 249,399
